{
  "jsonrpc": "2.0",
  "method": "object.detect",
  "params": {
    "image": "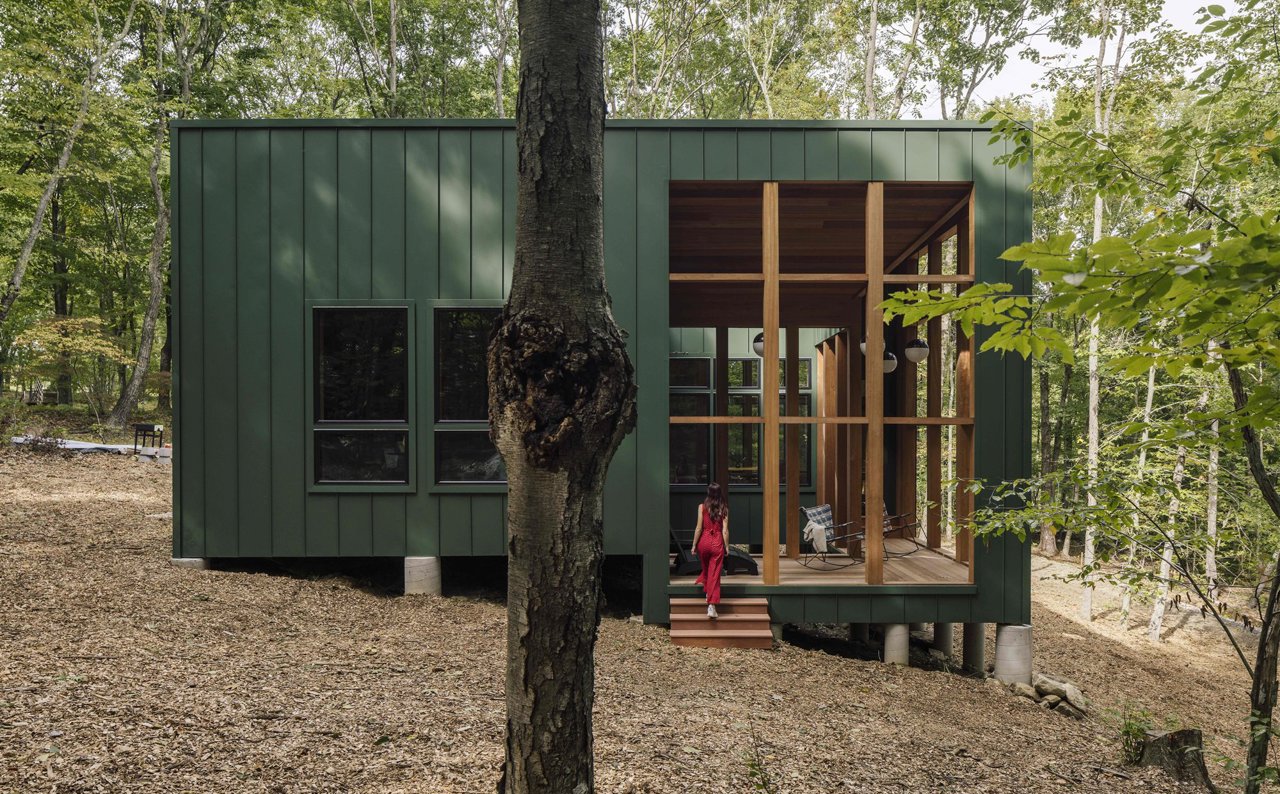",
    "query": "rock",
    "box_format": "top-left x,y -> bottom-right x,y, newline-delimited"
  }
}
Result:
1055,702 -> 1086,720
1033,672 -> 1091,713
1138,729 -> 1217,792
1041,694 -> 1062,707
1009,682 -> 1039,701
